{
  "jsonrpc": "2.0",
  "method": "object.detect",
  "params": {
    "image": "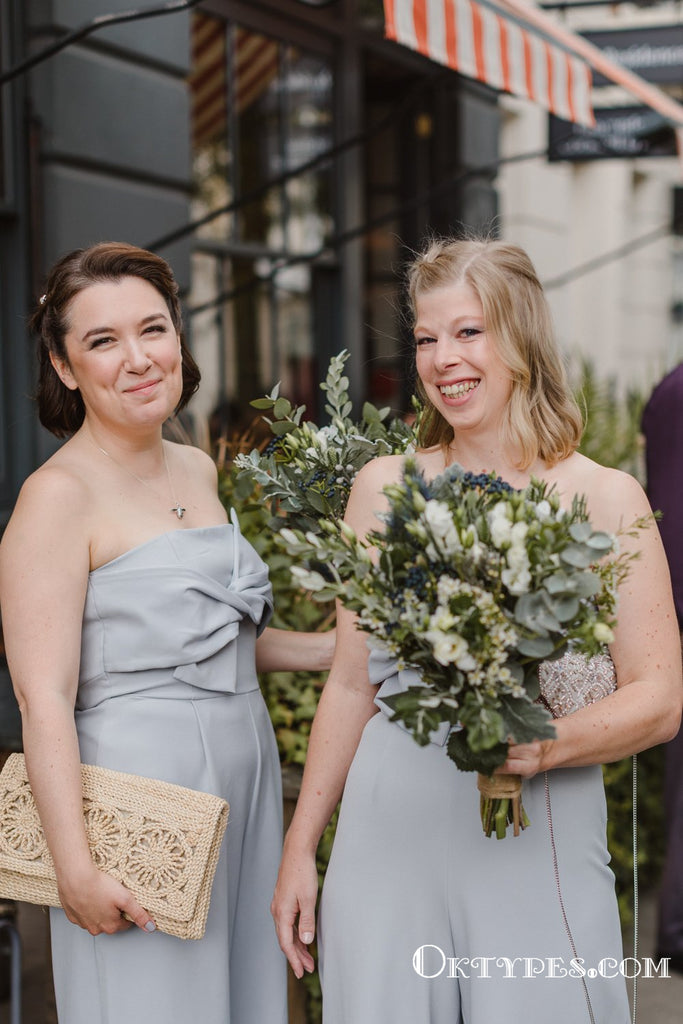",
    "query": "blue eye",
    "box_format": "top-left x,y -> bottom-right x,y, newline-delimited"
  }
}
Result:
415,336 -> 436,347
